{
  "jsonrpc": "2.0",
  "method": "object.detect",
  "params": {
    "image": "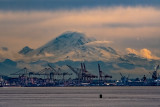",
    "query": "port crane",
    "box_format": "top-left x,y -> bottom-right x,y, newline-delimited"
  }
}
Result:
10,67 -> 35,86
57,68 -> 72,80
48,64 -> 72,80
67,63 -> 98,82
120,73 -> 129,85
36,64 -> 66,81
81,63 -> 98,82
11,67 -> 34,77
98,63 -> 112,81
36,67 -> 56,80
151,65 -> 159,80
0,73 -> 6,80
67,65 -> 82,81
0,73 -> 6,87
